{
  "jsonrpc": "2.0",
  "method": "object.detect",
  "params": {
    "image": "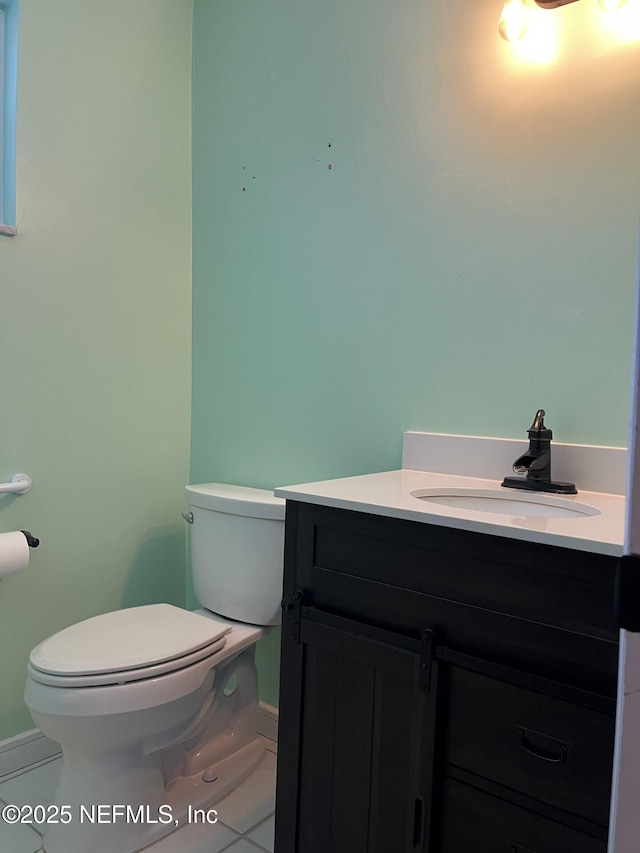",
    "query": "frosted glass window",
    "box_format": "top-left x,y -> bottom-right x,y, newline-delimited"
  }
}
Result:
0,0 -> 17,236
